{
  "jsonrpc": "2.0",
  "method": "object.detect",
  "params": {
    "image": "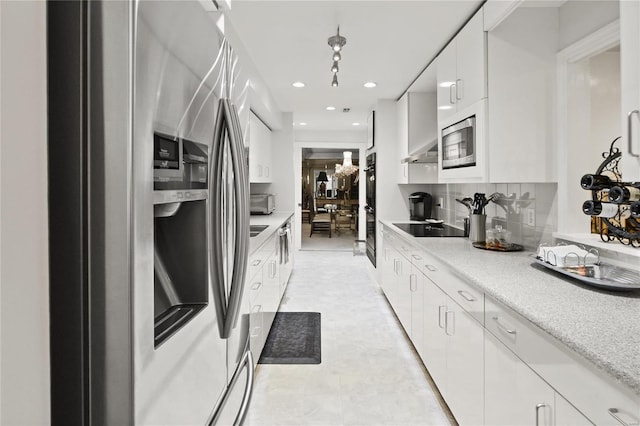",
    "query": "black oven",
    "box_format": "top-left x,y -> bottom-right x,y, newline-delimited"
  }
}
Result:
365,153 -> 376,267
